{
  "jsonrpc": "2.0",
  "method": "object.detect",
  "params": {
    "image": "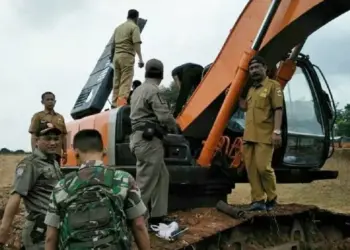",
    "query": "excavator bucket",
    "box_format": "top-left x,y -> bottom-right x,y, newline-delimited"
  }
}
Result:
70,18 -> 147,120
